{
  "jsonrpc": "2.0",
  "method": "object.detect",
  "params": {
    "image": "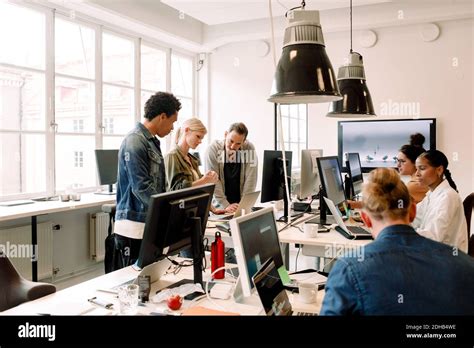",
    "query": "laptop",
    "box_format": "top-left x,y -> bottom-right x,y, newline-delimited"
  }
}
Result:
208,191 -> 260,222
323,196 -> 373,240
98,257 -> 173,294
252,257 -> 316,316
